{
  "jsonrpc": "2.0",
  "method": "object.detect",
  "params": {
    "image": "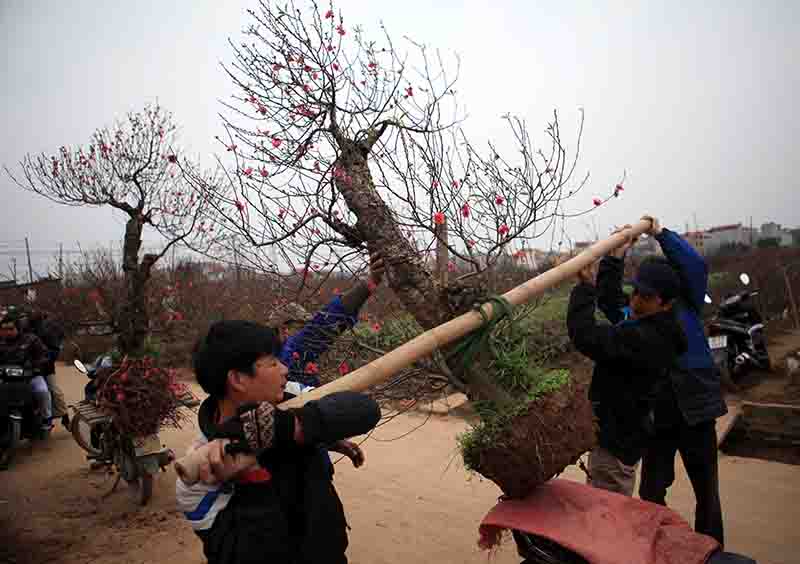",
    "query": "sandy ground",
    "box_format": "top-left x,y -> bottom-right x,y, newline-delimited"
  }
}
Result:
2,356 -> 800,564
